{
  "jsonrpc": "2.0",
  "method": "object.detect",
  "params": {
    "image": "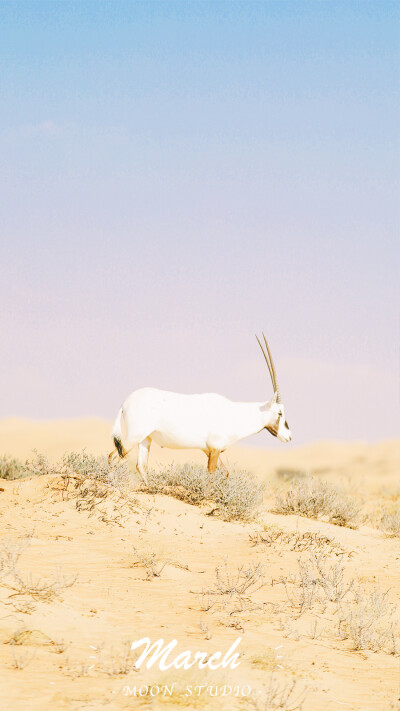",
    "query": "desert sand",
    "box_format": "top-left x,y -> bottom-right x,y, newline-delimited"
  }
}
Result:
0,418 -> 399,710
